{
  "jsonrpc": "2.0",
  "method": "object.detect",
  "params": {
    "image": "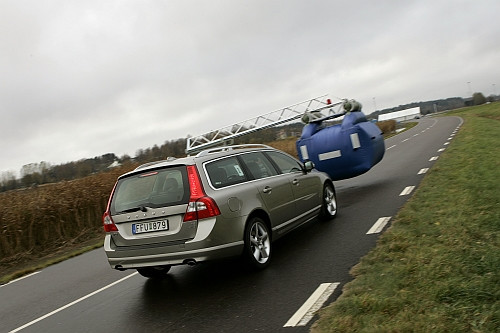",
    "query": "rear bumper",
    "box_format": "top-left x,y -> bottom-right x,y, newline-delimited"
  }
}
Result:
104,217 -> 245,269
104,236 -> 244,269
